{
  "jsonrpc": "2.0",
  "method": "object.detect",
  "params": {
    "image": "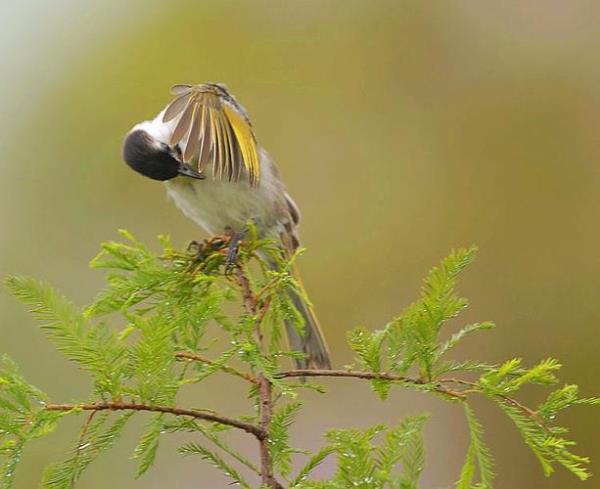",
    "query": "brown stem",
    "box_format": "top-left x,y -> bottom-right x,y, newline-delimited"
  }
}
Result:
280,370 -> 552,434
235,266 -> 257,315
257,374 -> 282,489
439,377 -> 552,433
45,402 -> 265,439
235,265 -> 283,488
278,369 -> 466,400
175,352 -> 259,385
69,411 -> 97,484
